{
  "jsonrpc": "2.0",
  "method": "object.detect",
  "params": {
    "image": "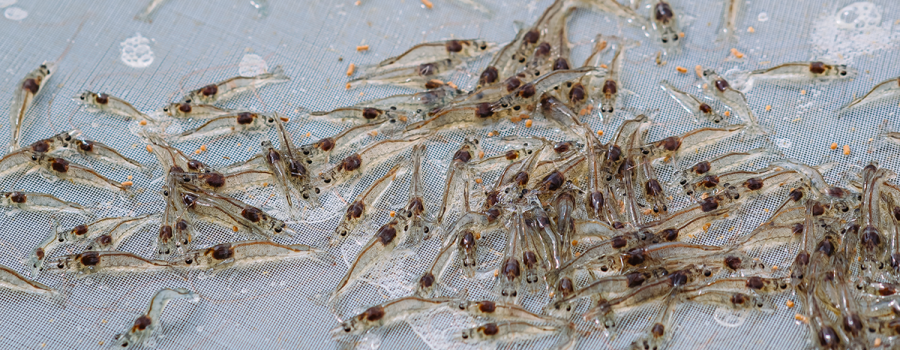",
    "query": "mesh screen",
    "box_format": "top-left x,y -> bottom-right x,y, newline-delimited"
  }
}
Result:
0,0 -> 899,349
